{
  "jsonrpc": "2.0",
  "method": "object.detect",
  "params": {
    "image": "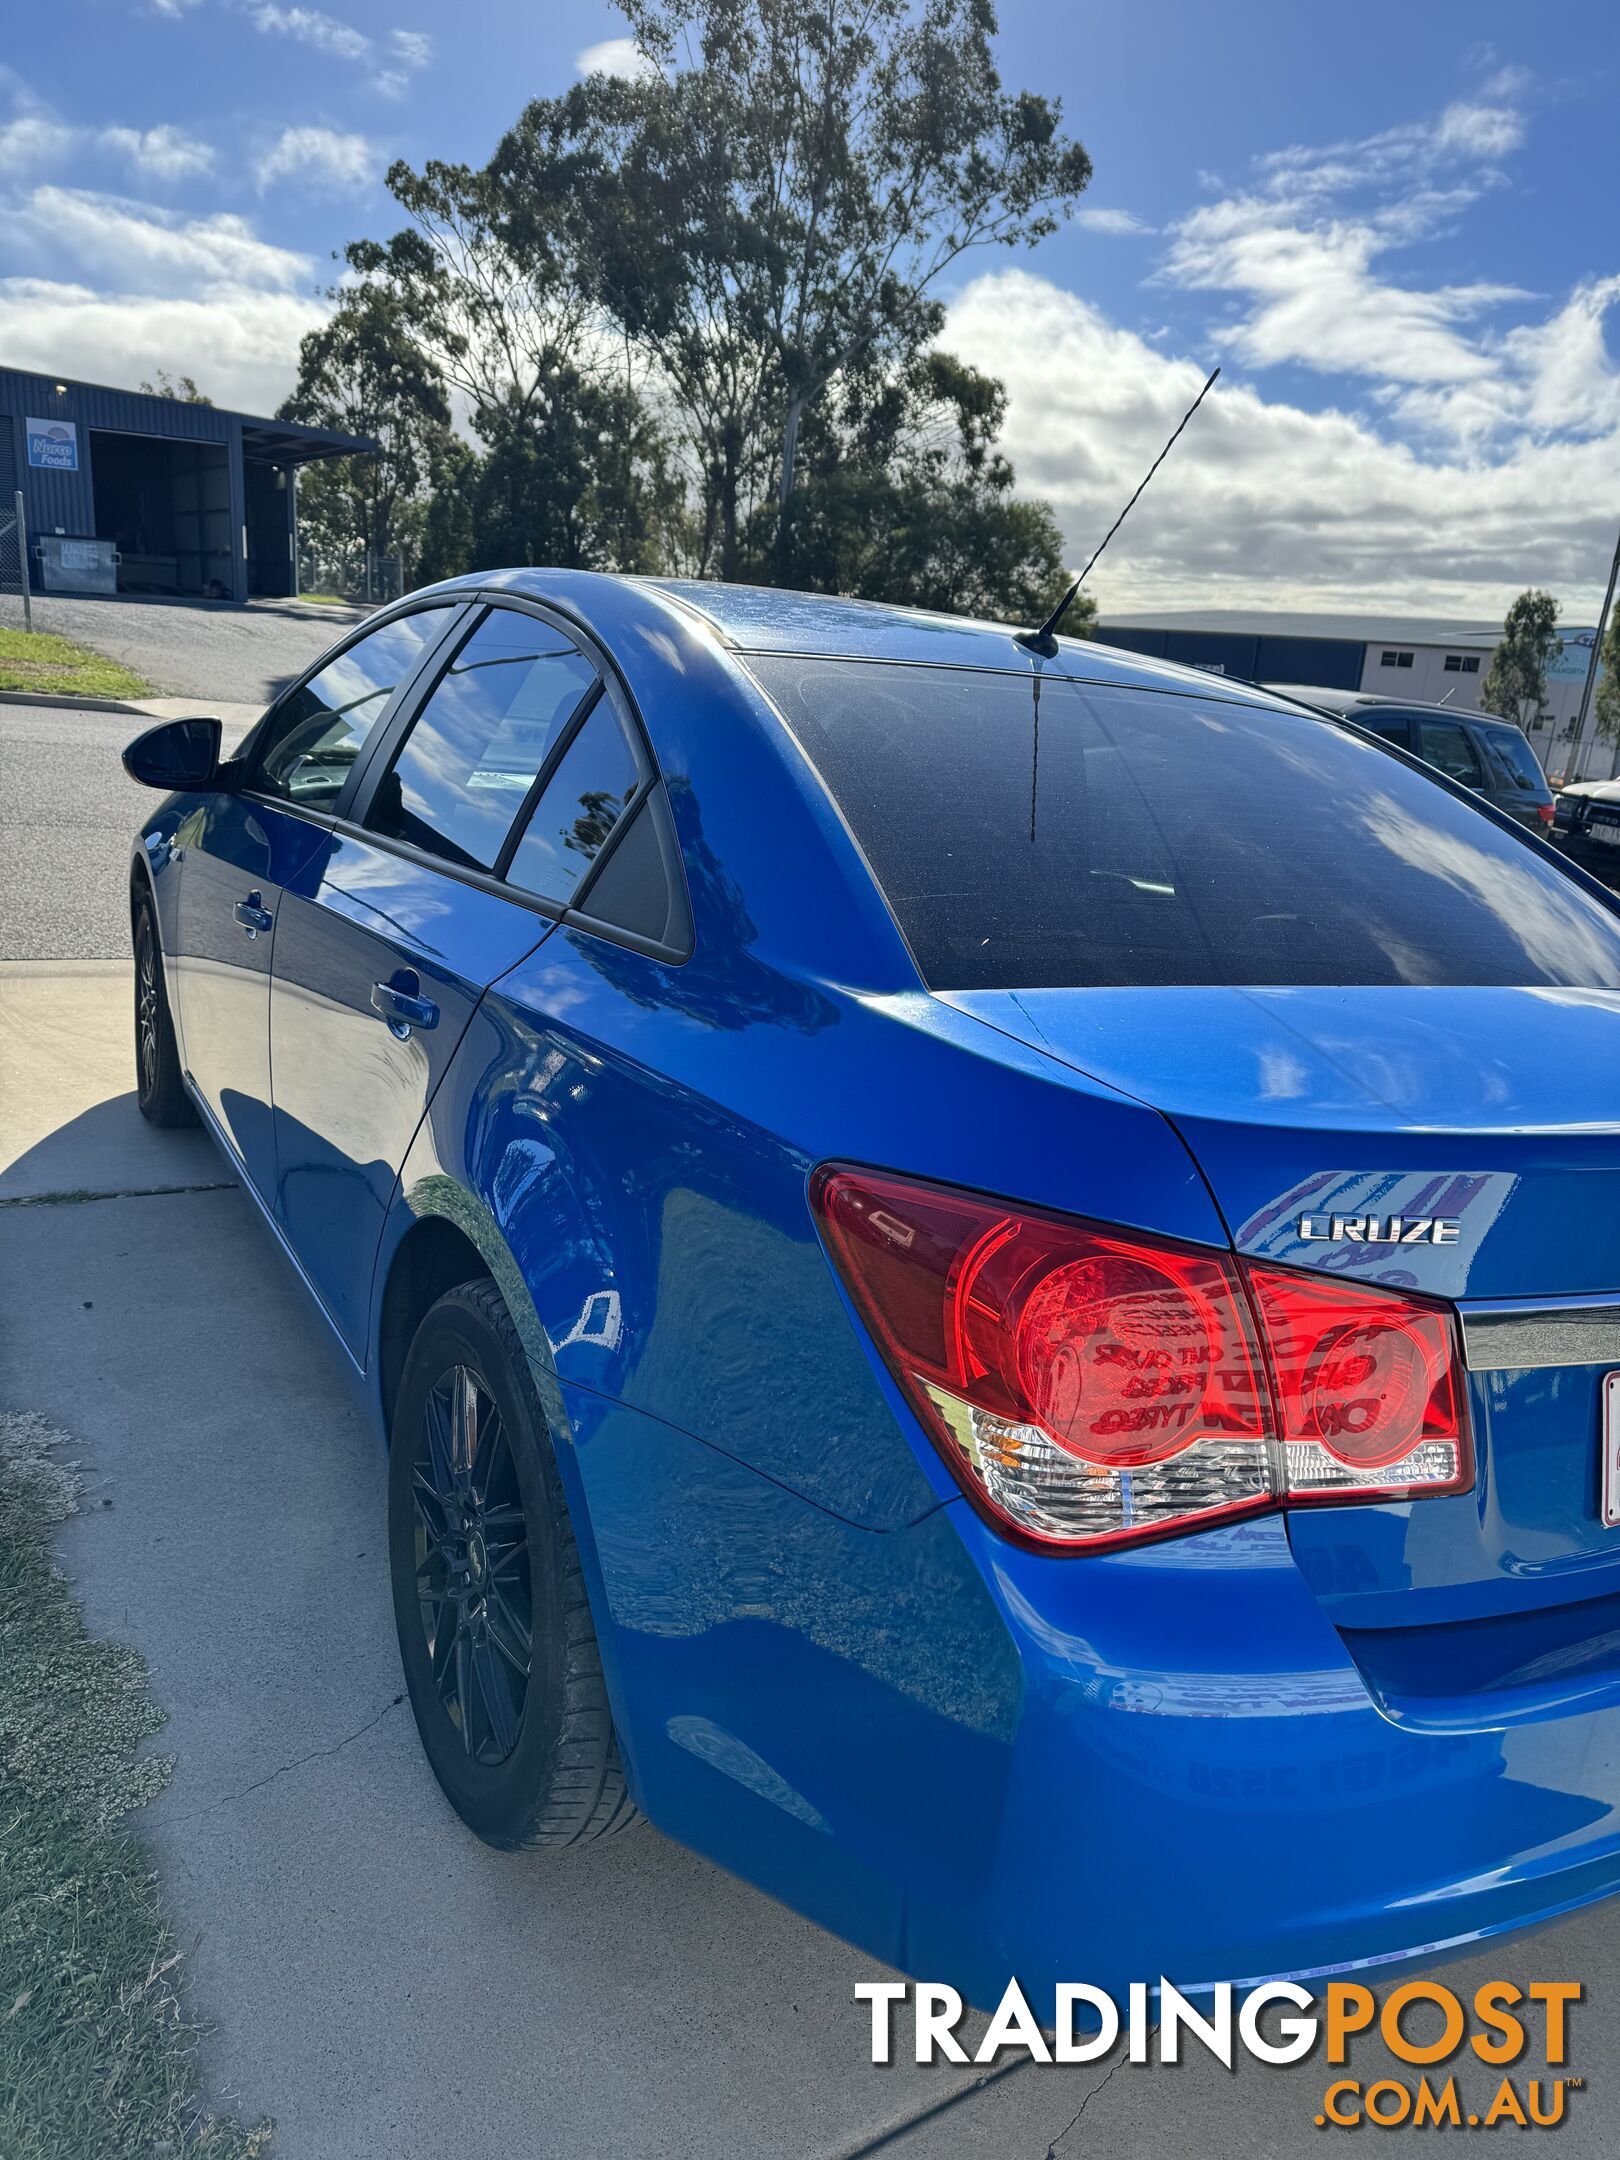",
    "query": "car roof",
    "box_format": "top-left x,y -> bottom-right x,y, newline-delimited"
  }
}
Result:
1263,683 -> 1521,731
421,567 -> 1300,705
